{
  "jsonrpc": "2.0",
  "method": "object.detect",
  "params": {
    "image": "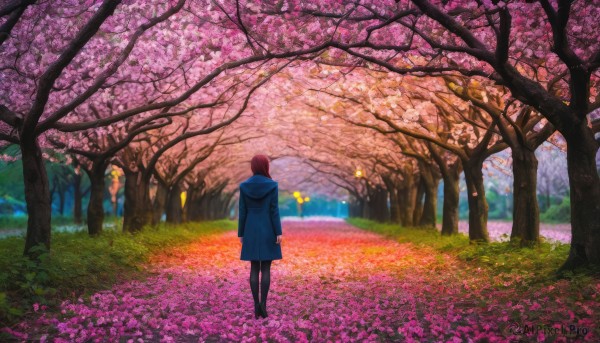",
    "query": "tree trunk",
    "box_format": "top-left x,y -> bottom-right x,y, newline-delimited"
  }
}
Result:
73,171 -> 83,224
195,194 -> 208,220
511,147 -> 540,246
429,146 -> 462,236
389,188 -> 401,224
353,199 -> 361,218
559,123 -> 600,271
21,139 -> 52,258
419,182 -> 438,227
361,195 -> 369,219
187,197 -> 200,222
463,159 -> 490,242
165,182 -> 183,224
399,174 -> 418,227
206,193 -> 217,220
152,182 -> 168,225
221,191 -> 235,219
182,187 -> 195,222
349,197 -> 365,218
413,180 -> 425,226
440,163 -> 461,235
123,170 -> 151,232
86,164 -> 107,236
368,186 -> 389,222
383,177 -> 401,224
418,164 -> 440,228
229,193 -> 237,220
